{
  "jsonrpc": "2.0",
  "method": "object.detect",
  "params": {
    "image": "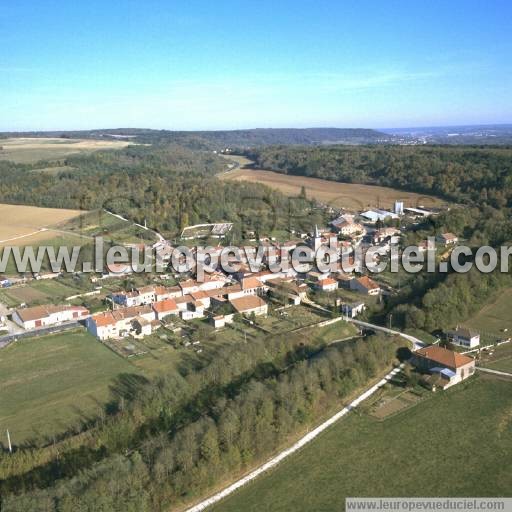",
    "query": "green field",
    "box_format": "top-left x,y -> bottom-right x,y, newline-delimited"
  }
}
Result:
212,377 -> 512,512
480,343 -> 512,374
0,330 -> 144,445
464,288 -> 512,341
